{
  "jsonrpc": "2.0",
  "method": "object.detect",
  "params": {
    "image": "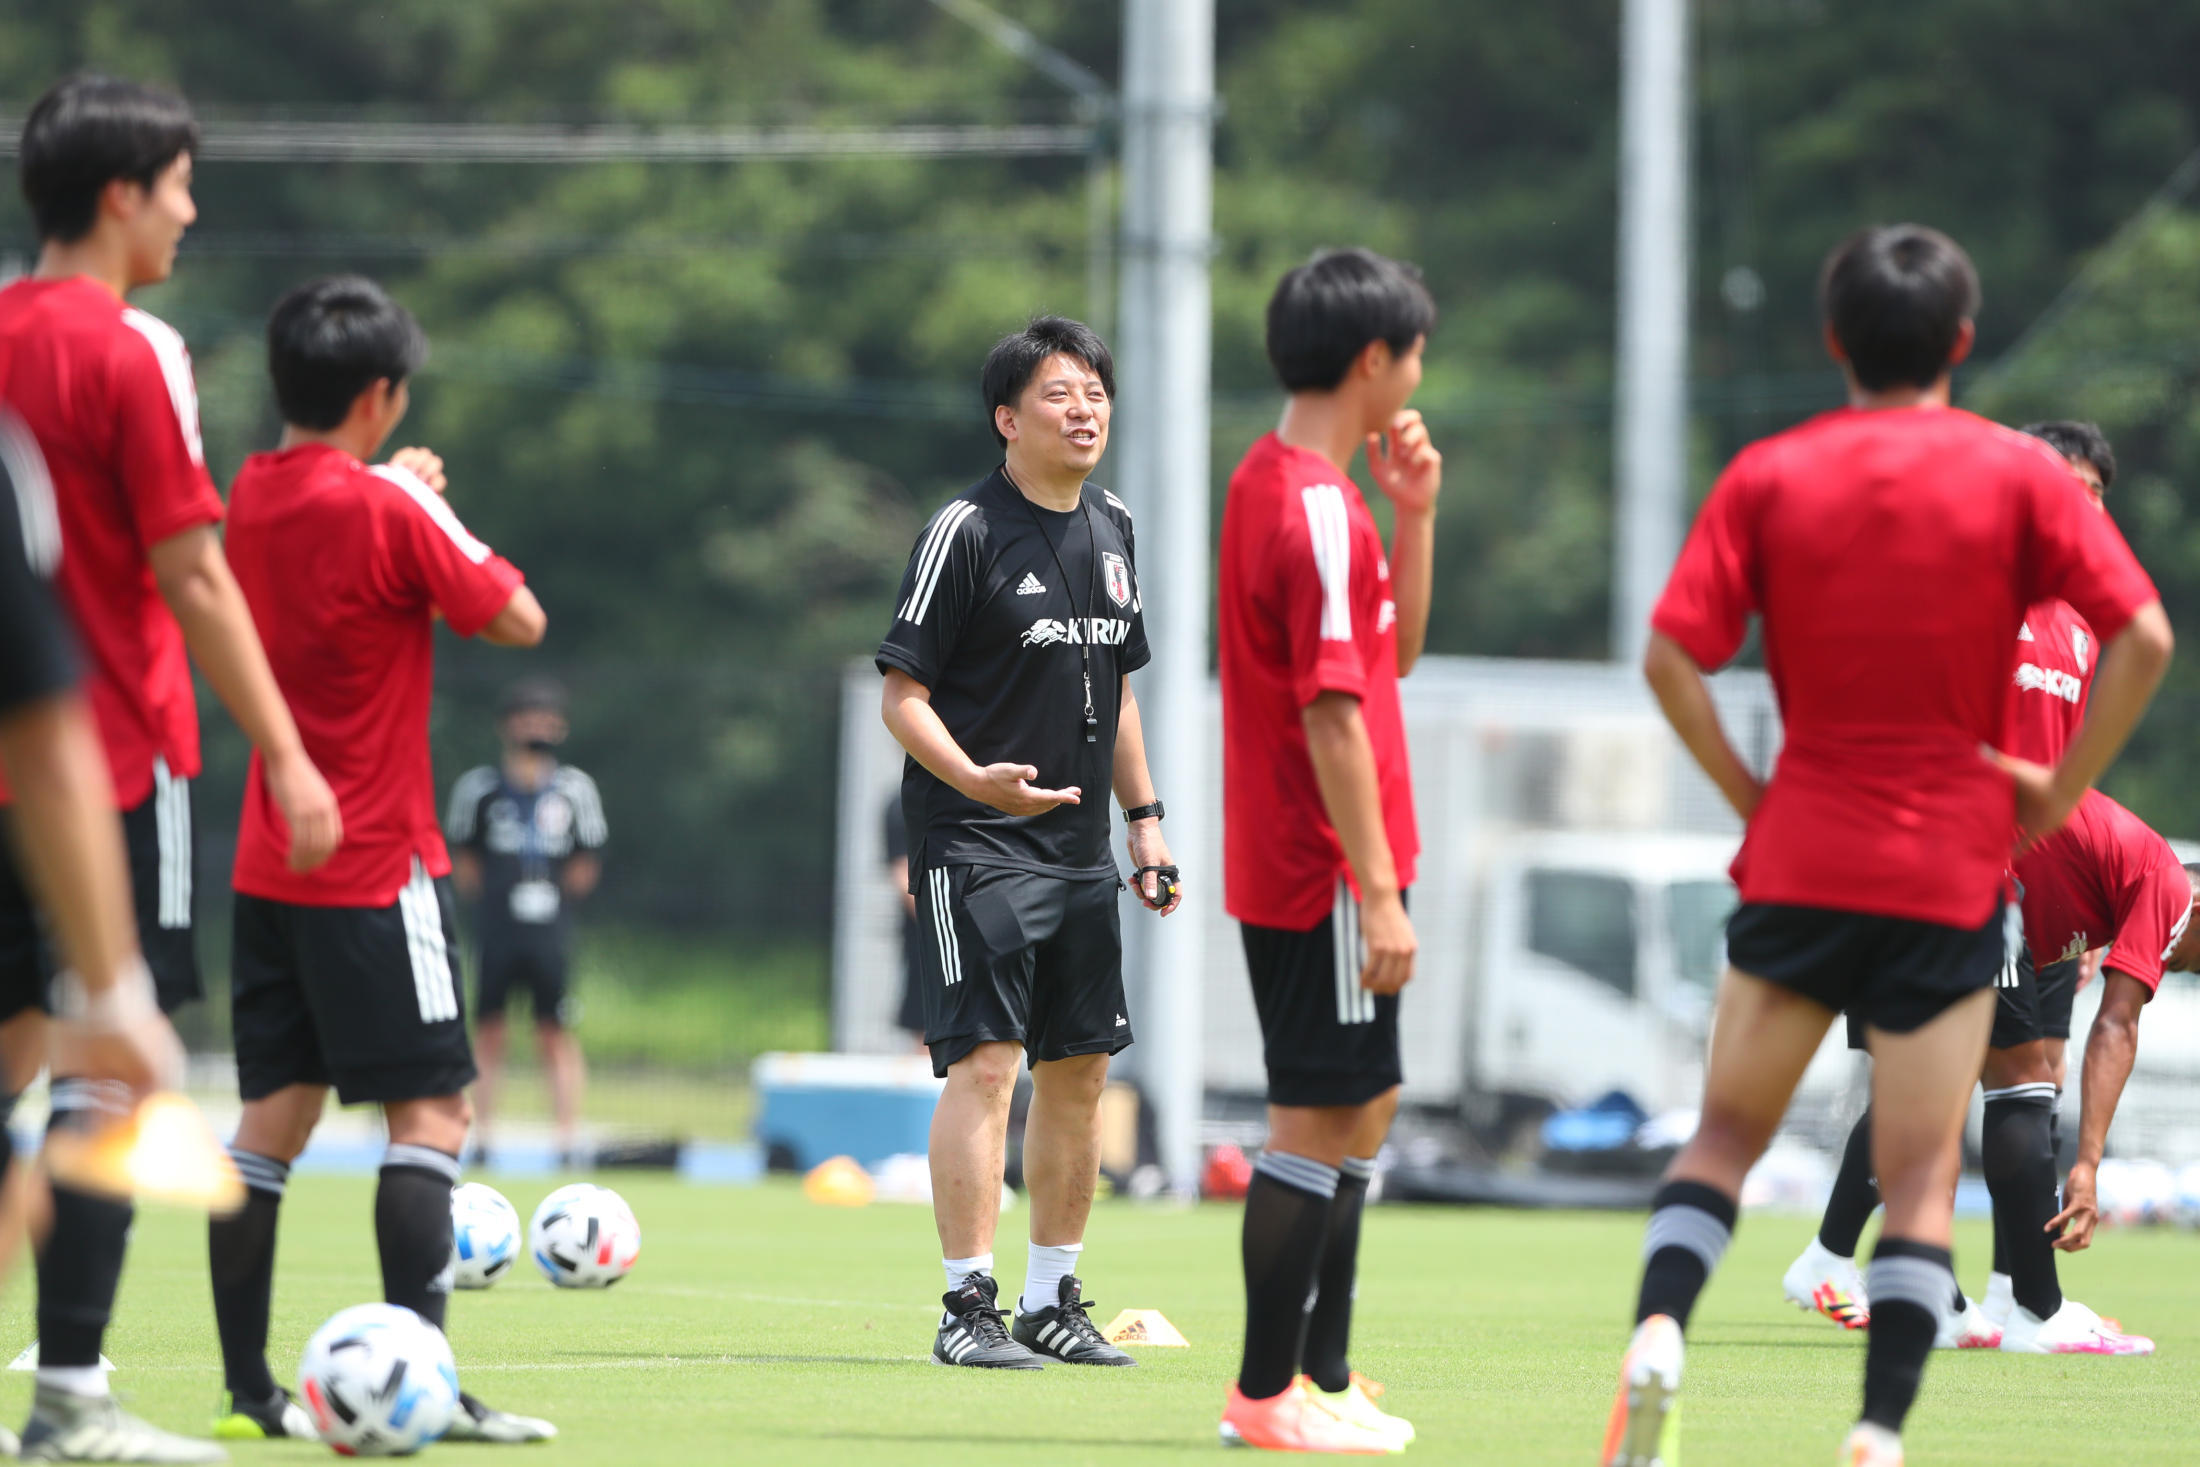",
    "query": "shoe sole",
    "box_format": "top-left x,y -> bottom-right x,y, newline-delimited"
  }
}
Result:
929,1352 -> 1044,1370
